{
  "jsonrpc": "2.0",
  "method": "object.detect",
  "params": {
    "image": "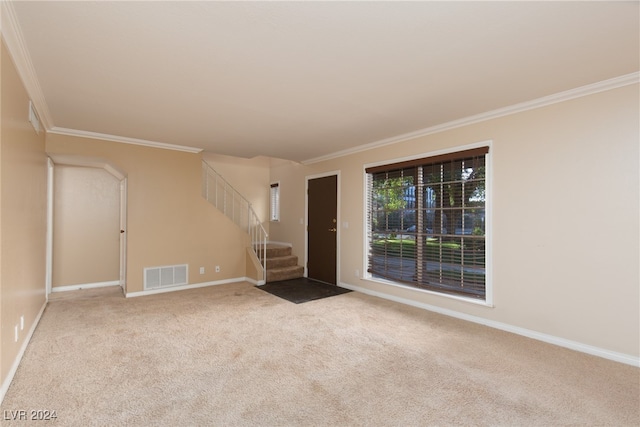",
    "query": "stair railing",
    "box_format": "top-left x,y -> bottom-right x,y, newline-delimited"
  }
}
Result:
201,161 -> 267,283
